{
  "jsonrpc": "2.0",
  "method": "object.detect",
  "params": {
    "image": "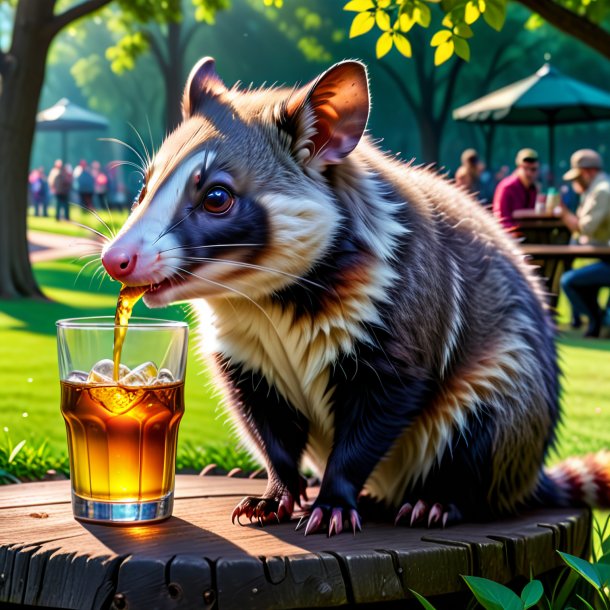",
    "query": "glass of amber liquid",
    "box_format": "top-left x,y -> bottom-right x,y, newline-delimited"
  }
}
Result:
56,317 -> 188,524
